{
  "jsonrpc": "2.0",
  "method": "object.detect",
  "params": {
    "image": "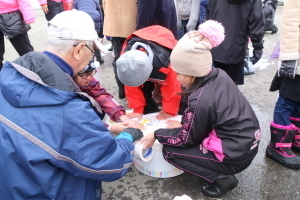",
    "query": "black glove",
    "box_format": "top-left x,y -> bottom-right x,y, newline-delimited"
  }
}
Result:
278,60 -> 297,79
123,128 -> 143,142
250,39 -> 264,65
